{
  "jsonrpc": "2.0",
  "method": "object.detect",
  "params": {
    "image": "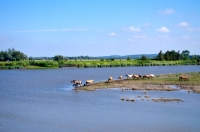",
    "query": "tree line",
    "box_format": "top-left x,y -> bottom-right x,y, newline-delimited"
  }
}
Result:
0,48 -> 28,61
155,50 -> 198,61
0,48 -> 199,63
